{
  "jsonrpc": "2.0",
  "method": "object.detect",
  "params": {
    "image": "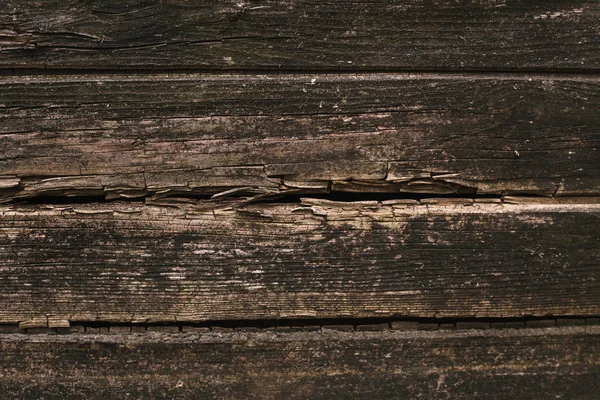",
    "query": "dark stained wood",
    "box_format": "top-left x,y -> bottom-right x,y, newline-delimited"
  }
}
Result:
1,327 -> 598,399
1,199 -> 598,325
1,73 -> 599,201
1,1 -> 598,71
